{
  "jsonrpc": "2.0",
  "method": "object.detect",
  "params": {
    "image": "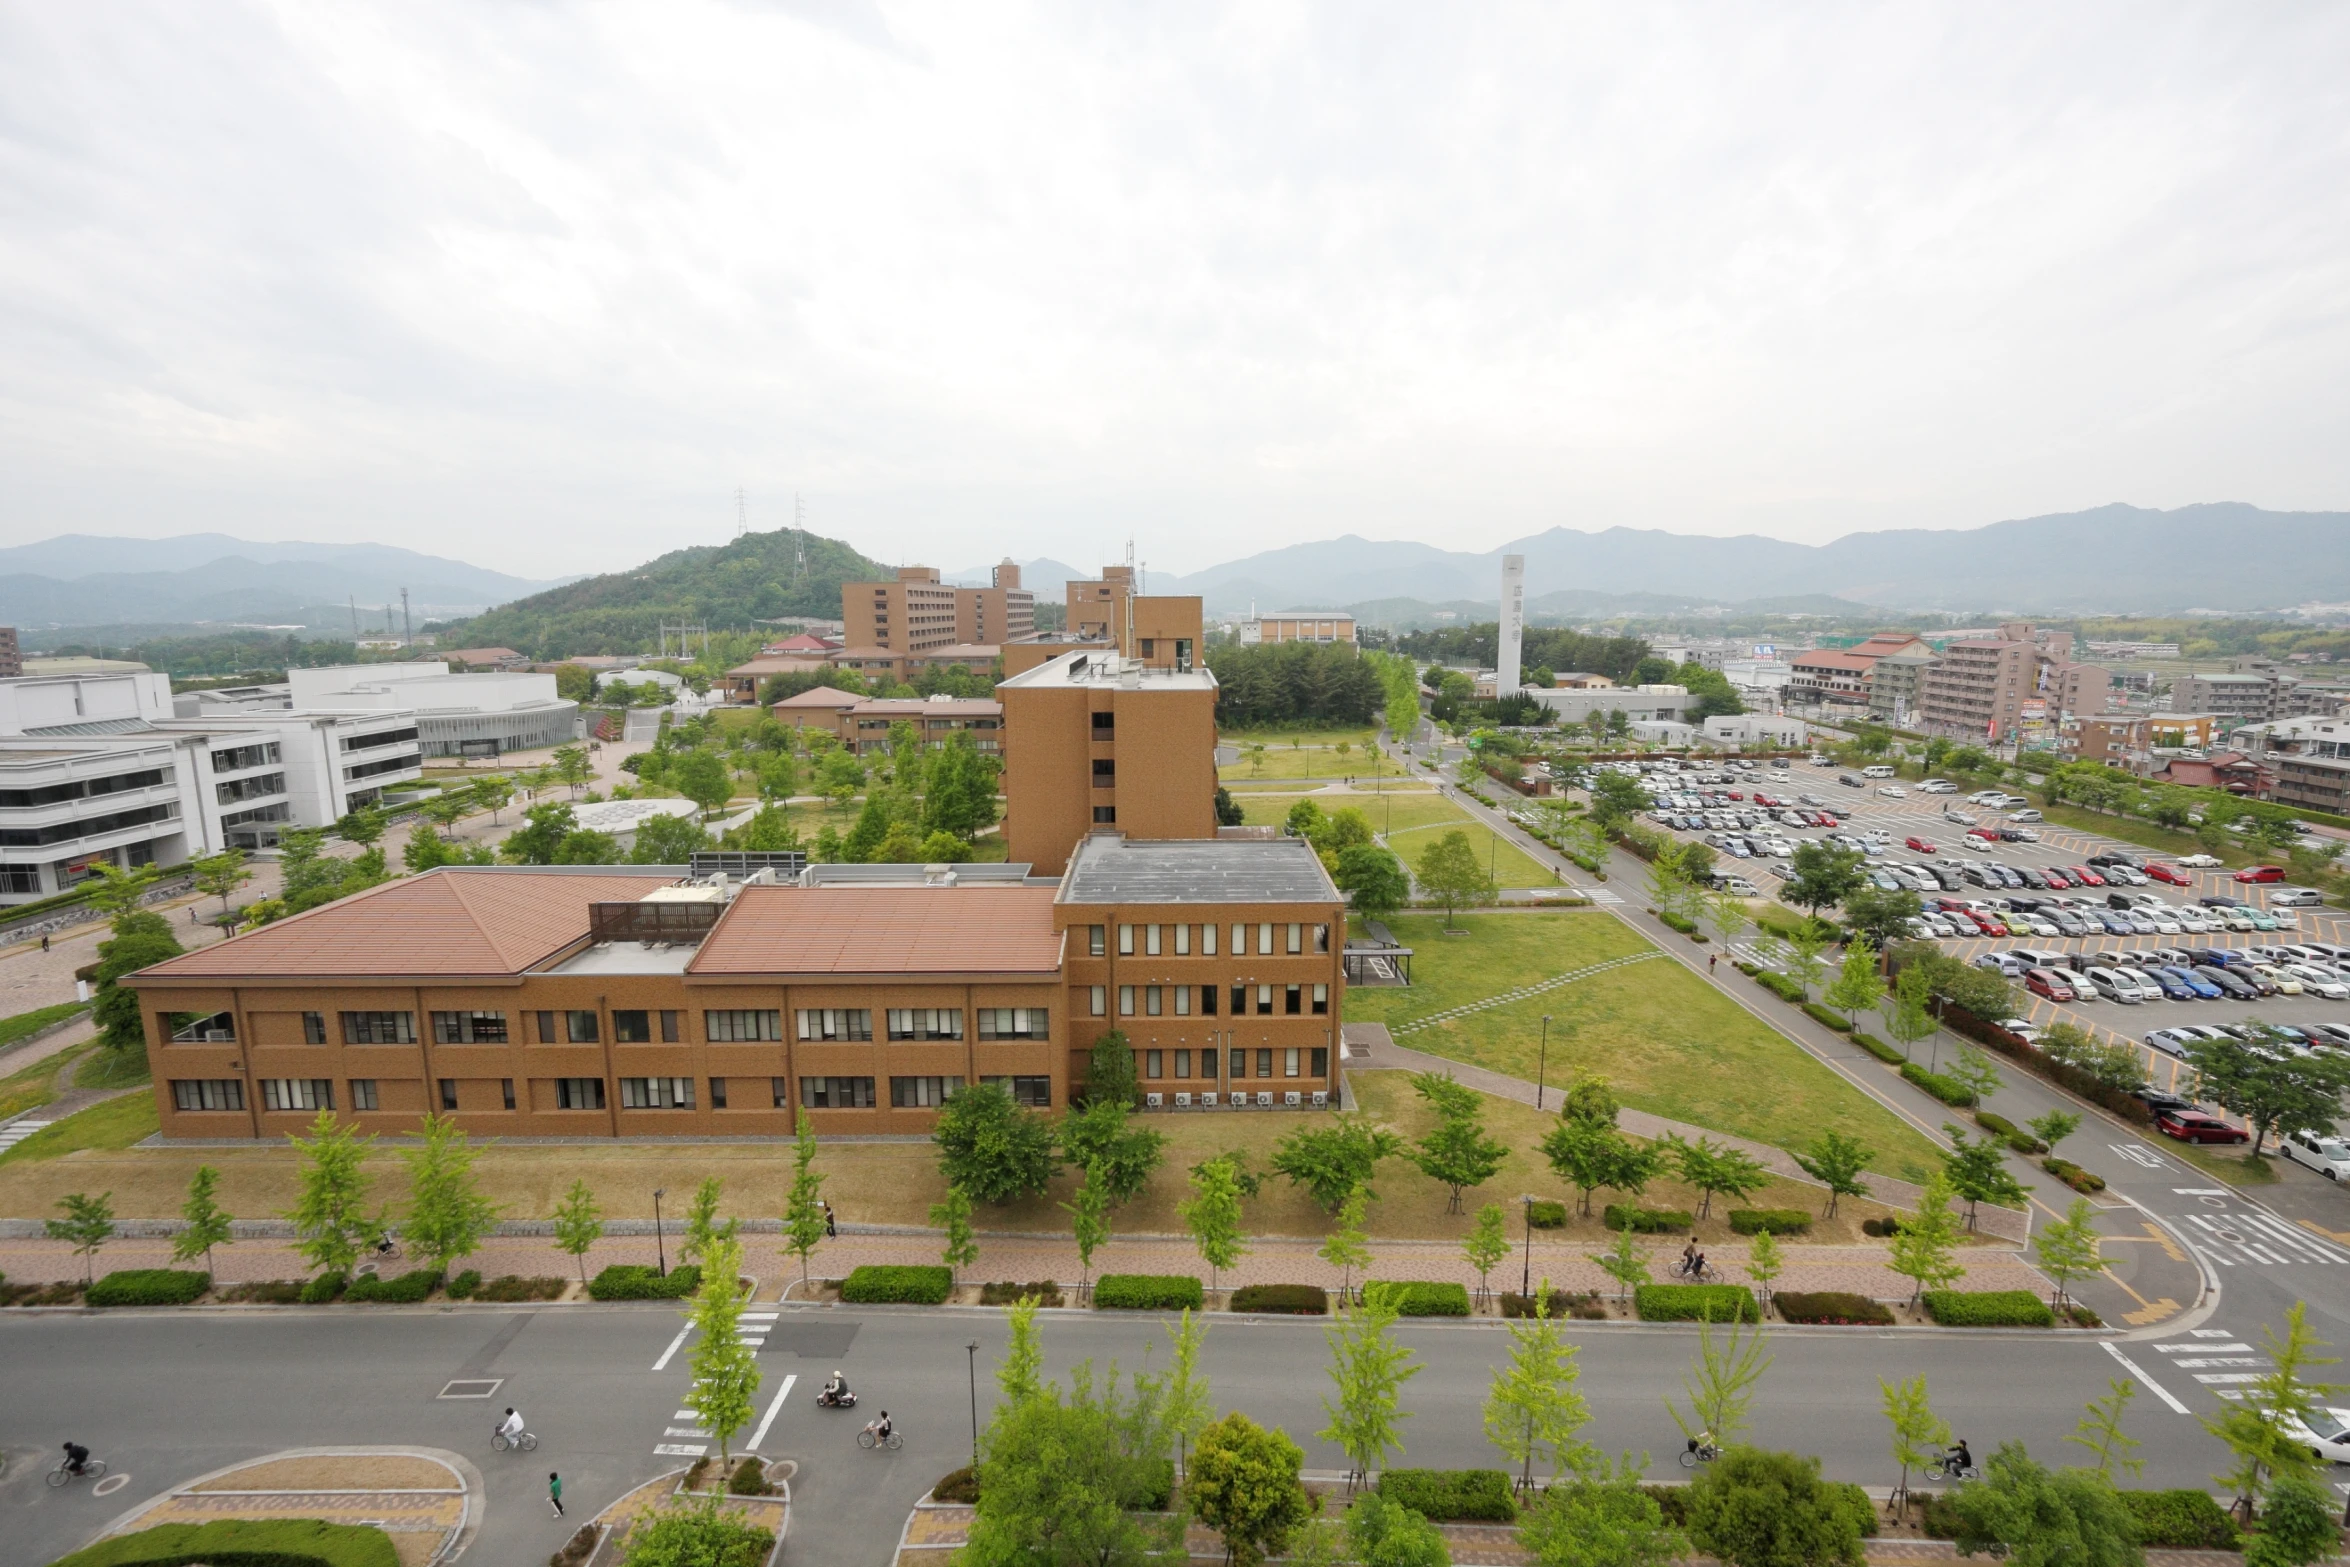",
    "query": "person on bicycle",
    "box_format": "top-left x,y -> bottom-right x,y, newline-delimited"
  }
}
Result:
1690,1428 -> 1715,1457
866,1411 -> 892,1447
1690,1250 -> 1707,1280
61,1441 -> 91,1477
1679,1240 -> 1698,1276
822,1369 -> 850,1405
499,1408 -> 526,1444
1946,1438 -> 1971,1474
